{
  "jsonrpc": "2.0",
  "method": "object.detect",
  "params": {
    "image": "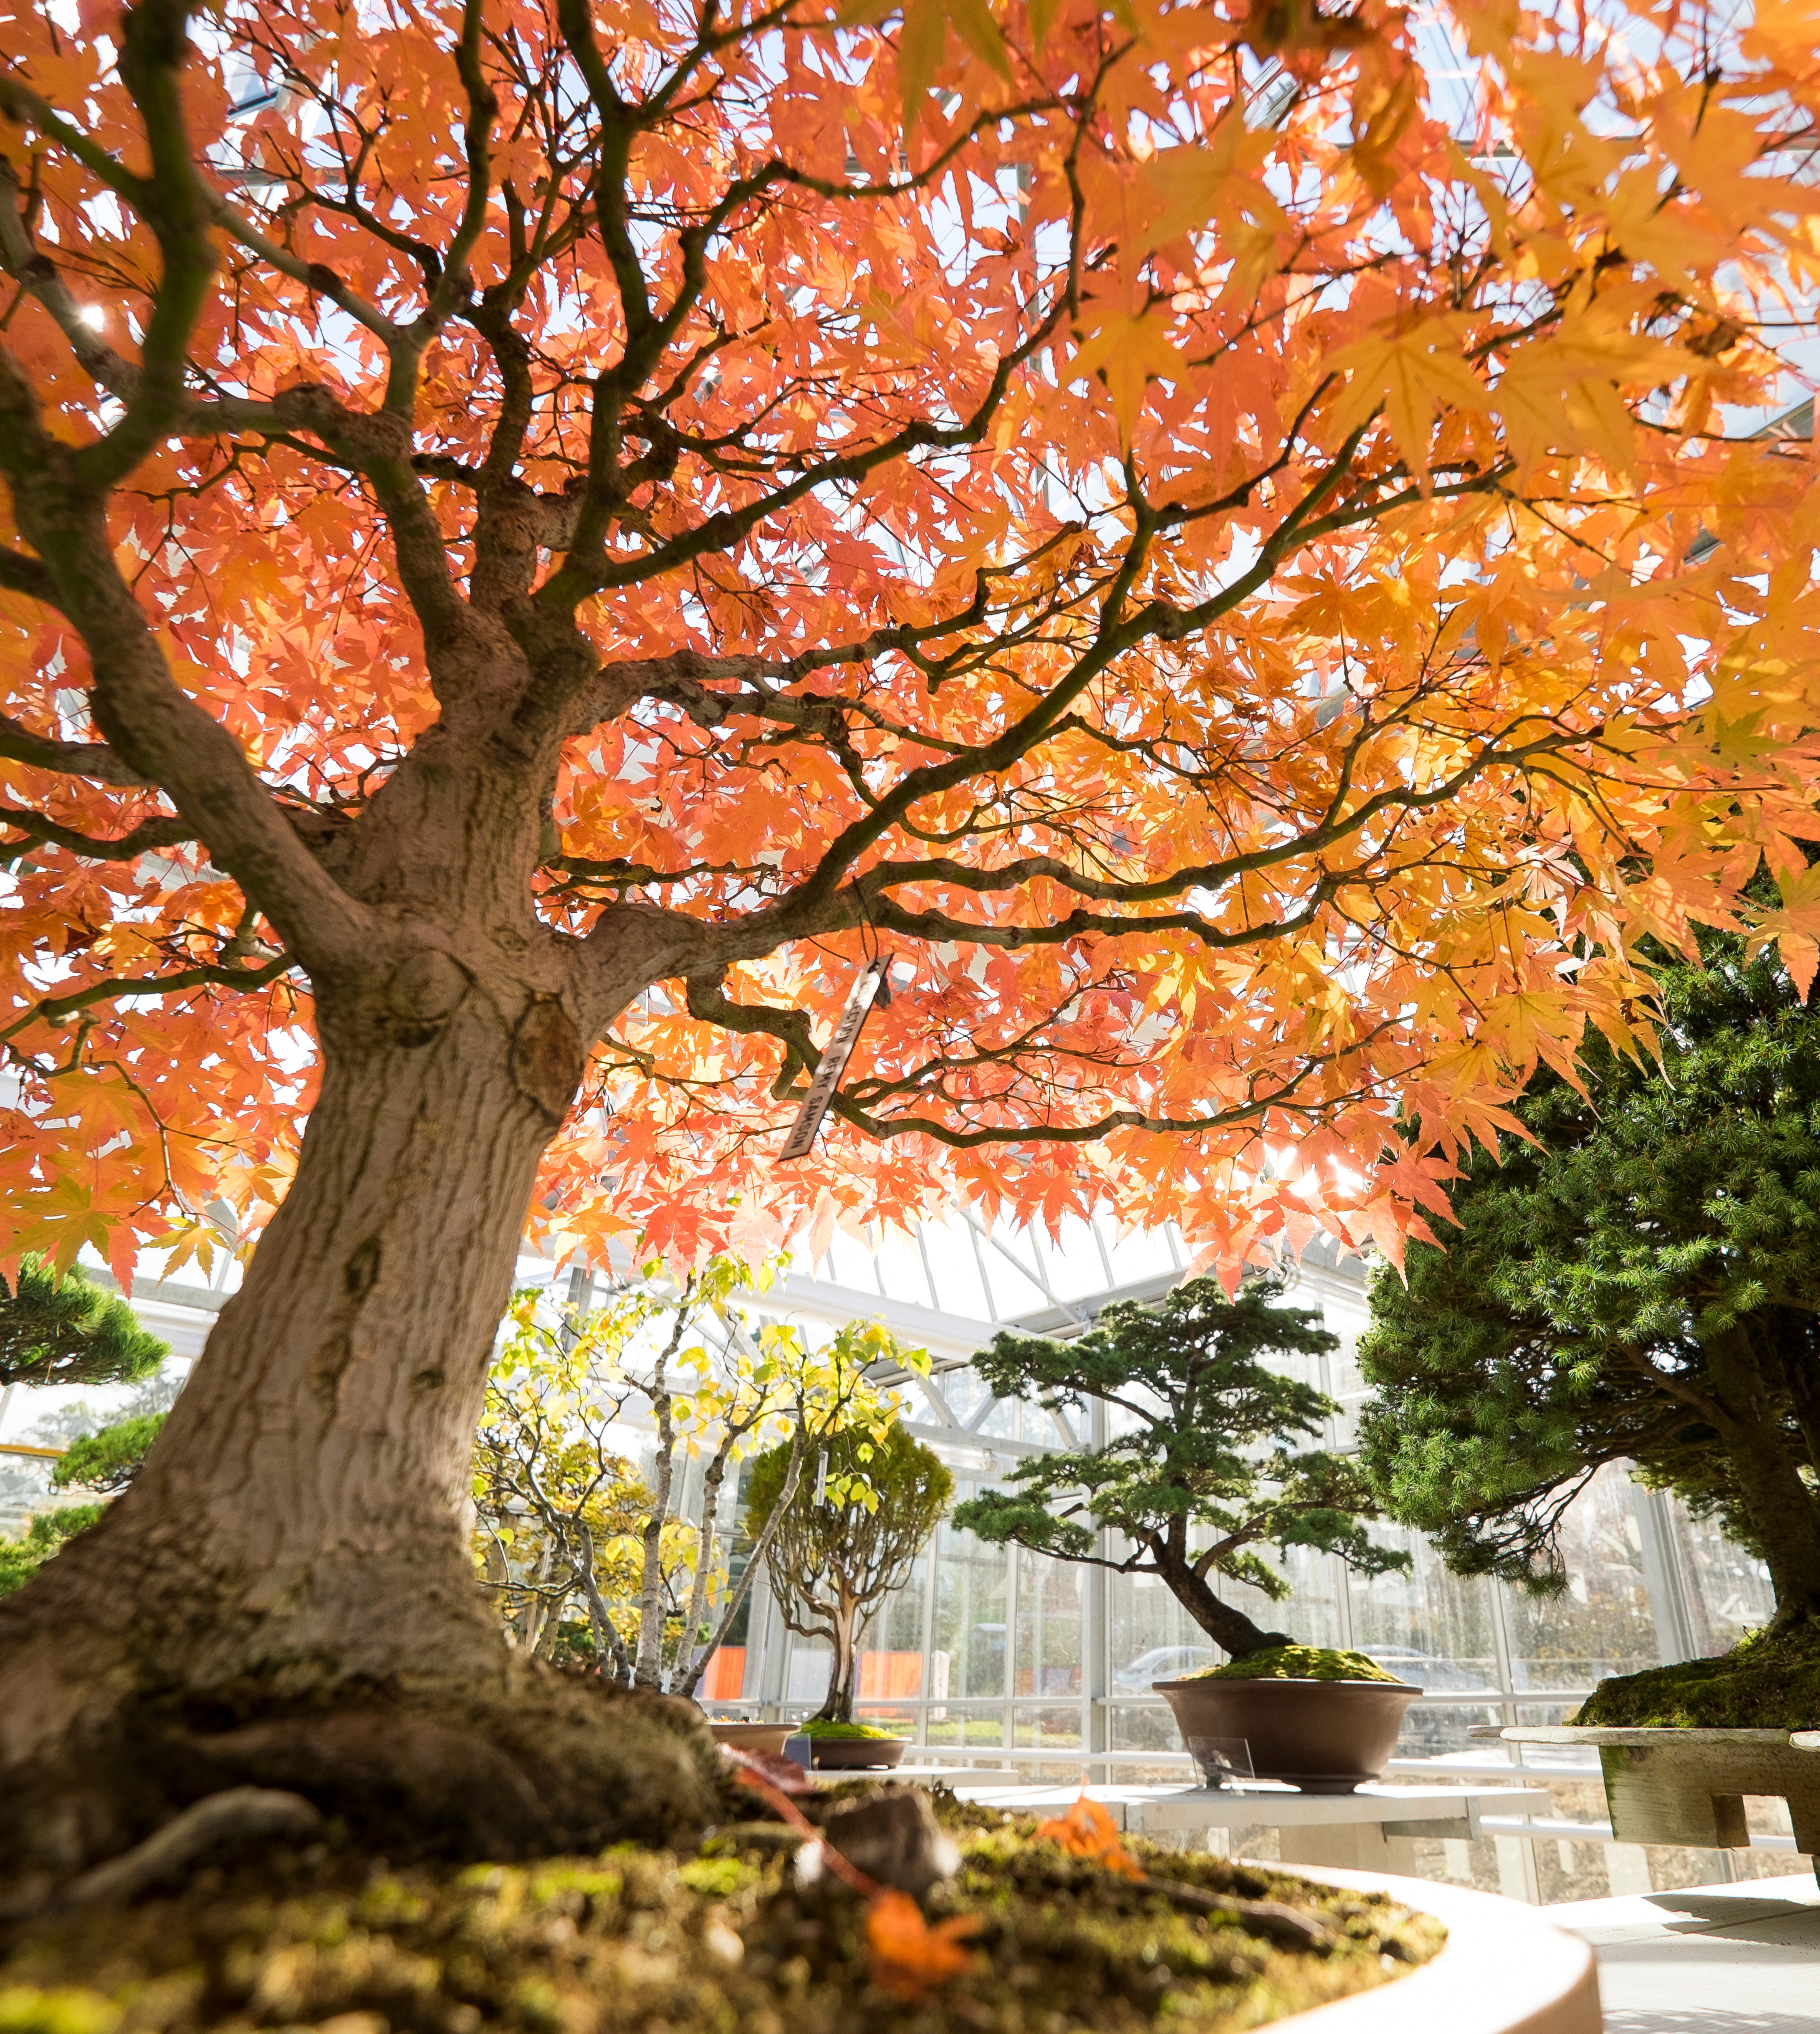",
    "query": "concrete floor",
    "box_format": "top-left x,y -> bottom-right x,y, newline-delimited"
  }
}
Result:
1543,1873 -> 1820,2032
